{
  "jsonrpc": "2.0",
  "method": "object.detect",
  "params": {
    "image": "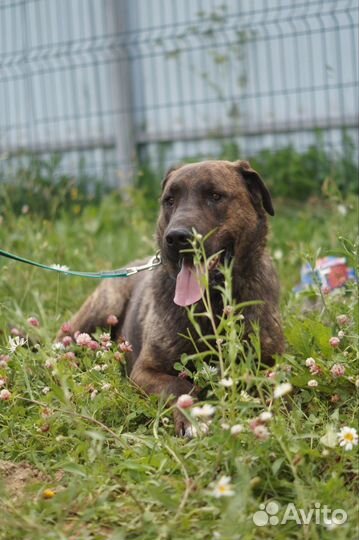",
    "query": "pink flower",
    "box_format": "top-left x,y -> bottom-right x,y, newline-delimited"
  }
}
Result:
106,314 -> 119,326
62,336 -> 73,347
119,340 -> 133,353
253,424 -> 270,441
266,371 -> 276,380
309,364 -> 322,375
88,340 -> 100,351
176,394 -> 194,409
113,351 -> 124,362
329,337 -> 340,348
61,322 -> 73,334
331,394 -> 341,403
27,316 -> 40,327
63,351 -> 76,361
336,314 -> 349,327
331,363 -> 345,378
10,327 -> 21,336
0,389 -> 11,401
76,333 -> 92,347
